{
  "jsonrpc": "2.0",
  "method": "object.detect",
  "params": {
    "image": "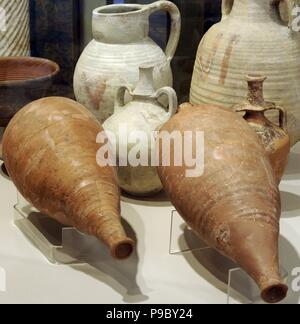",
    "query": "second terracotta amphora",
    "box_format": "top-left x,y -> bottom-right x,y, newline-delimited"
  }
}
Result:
157,103 -> 288,303
234,74 -> 290,183
190,0 -> 300,145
